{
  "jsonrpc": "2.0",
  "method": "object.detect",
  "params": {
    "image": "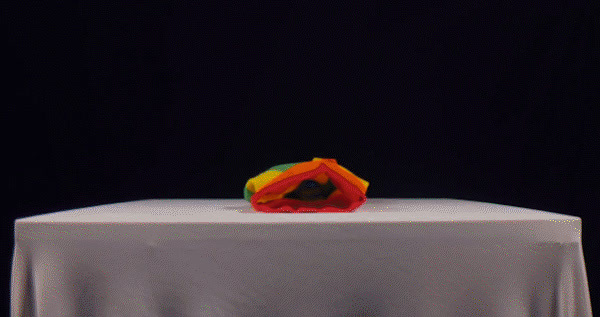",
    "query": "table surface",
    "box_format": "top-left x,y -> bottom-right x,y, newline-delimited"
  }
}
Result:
14,198 -> 583,246
15,198 -> 581,223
